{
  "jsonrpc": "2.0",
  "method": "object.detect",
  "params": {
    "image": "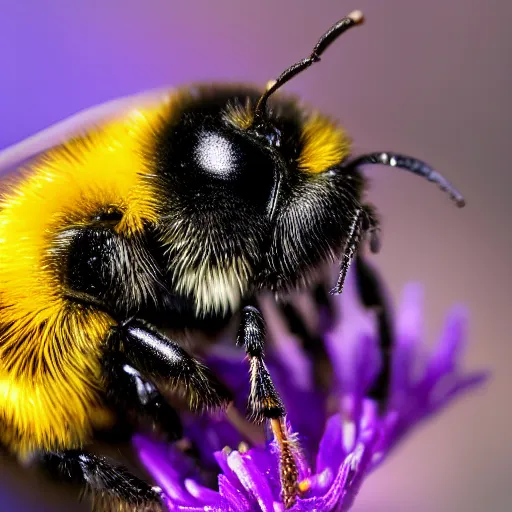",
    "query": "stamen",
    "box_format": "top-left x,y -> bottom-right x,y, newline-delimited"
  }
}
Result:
298,478 -> 311,494
237,442 -> 250,453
